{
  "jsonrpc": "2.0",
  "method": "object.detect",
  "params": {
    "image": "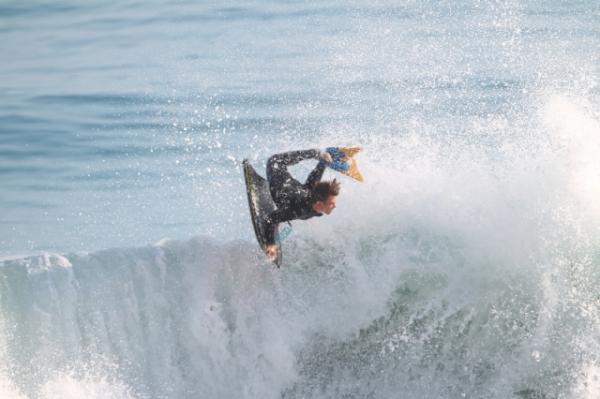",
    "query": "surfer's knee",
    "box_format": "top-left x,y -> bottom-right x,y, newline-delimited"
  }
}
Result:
267,154 -> 283,170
